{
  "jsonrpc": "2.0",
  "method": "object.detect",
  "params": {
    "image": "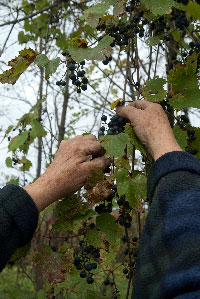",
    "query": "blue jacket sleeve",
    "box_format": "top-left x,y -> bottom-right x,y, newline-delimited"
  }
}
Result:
132,151 -> 200,299
0,184 -> 39,272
